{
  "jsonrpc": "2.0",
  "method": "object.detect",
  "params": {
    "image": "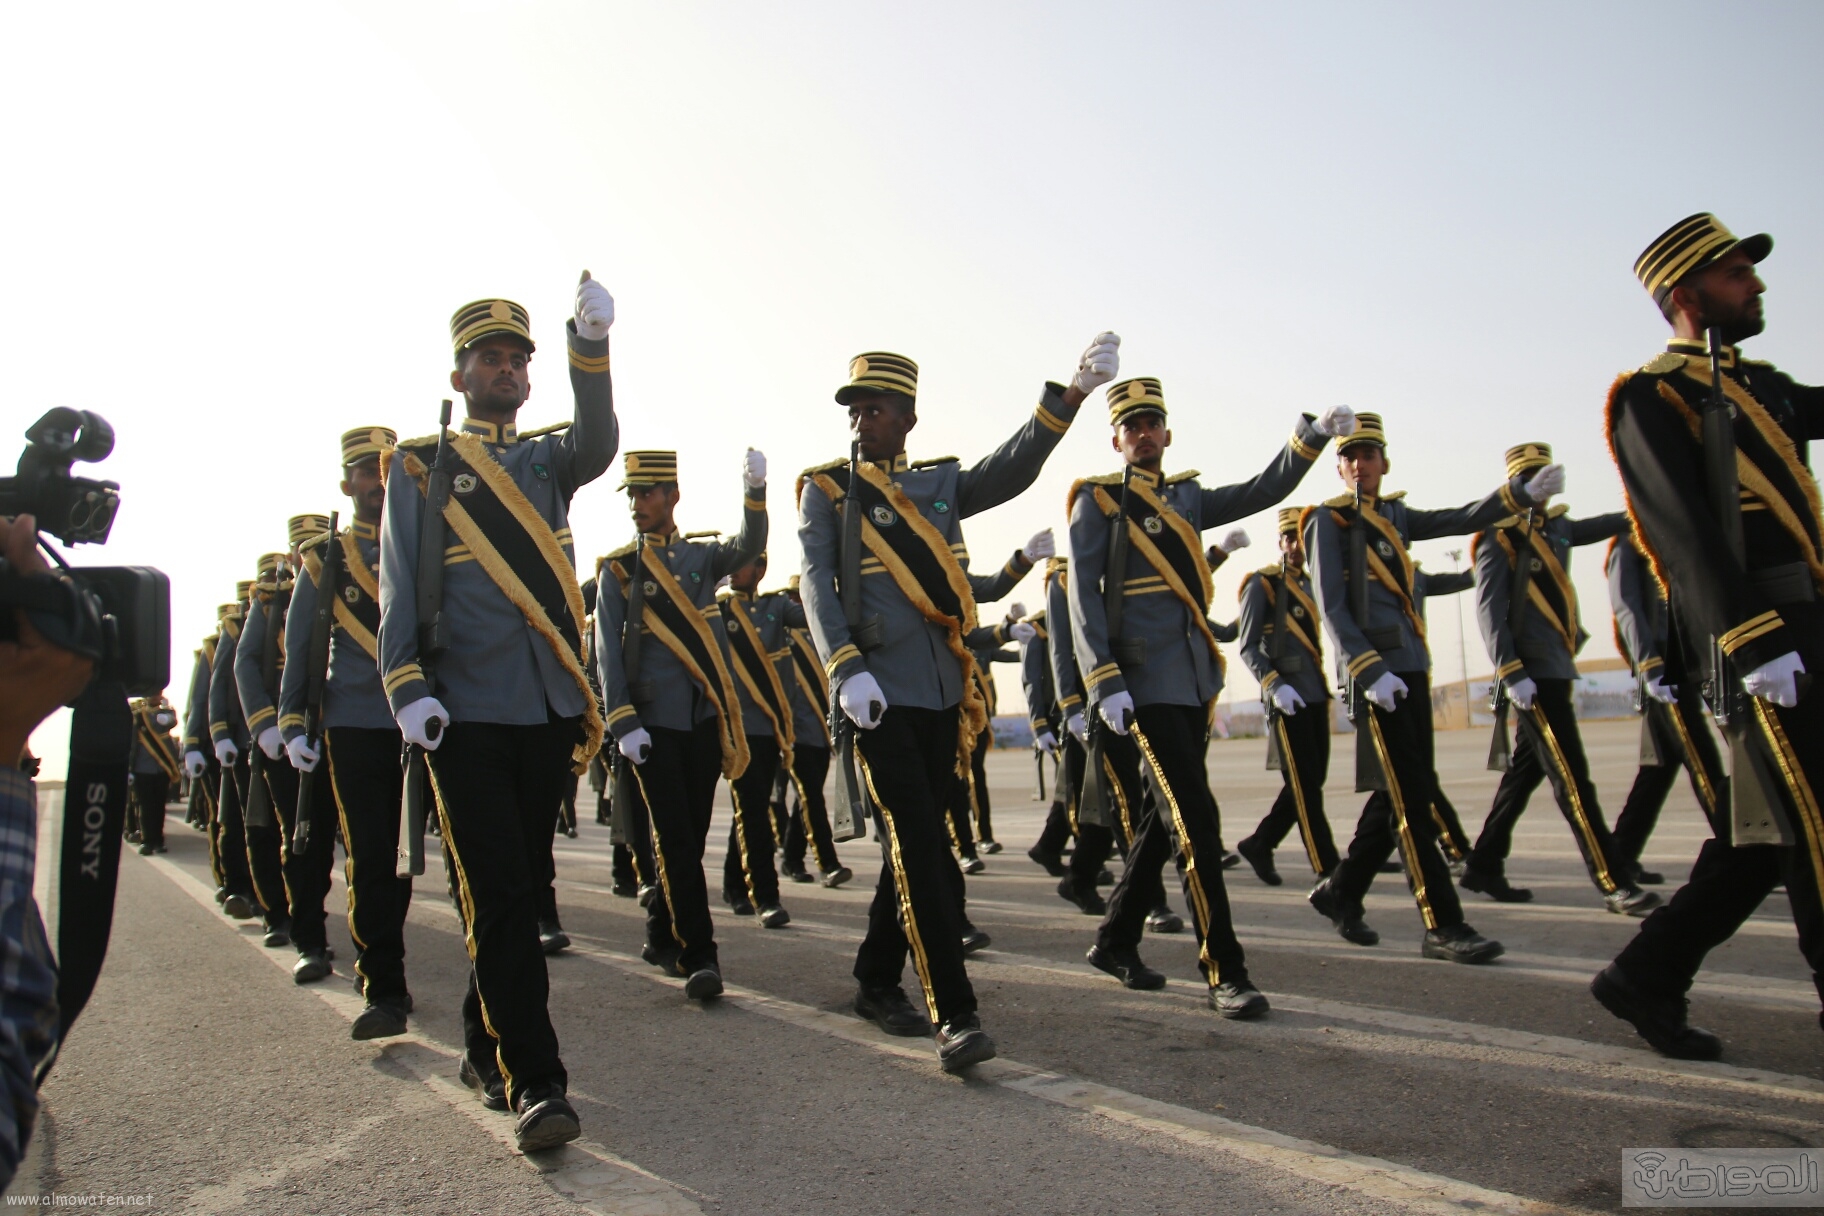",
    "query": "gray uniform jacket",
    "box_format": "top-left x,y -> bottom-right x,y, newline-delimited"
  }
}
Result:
1070,415 -> 1330,711
1475,506 -> 1629,686
716,588 -> 804,739
1606,536 -> 1668,680
1237,564 -> 1330,707
1415,567 -> 1474,608
182,646 -> 213,752
799,383 -> 1080,711
208,617 -> 250,750
1307,475 -> 1539,691
379,321 -> 618,724
234,587 -> 290,742
1045,567 -> 1086,721
278,521 -> 394,738
595,500 -> 767,739
130,704 -> 179,776
1020,611 -> 1057,733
